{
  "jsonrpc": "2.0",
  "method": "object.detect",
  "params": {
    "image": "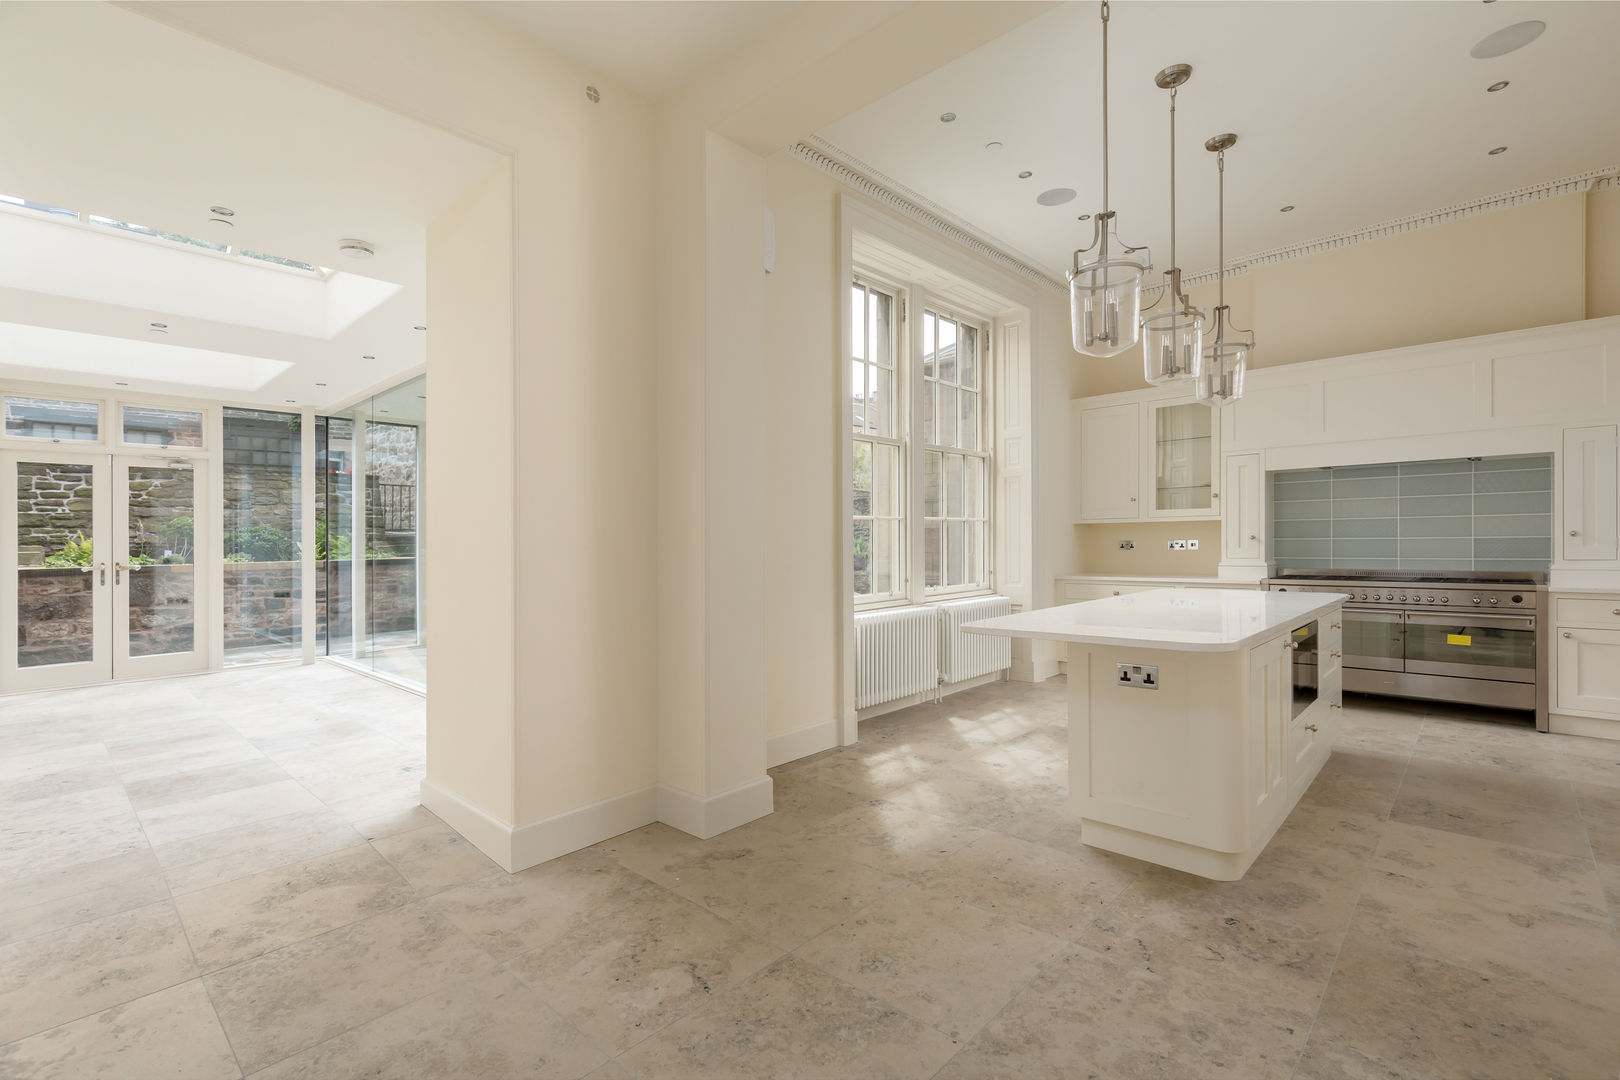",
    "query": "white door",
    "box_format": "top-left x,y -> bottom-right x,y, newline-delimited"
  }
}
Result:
2,451 -> 208,691
2,451 -> 113,691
